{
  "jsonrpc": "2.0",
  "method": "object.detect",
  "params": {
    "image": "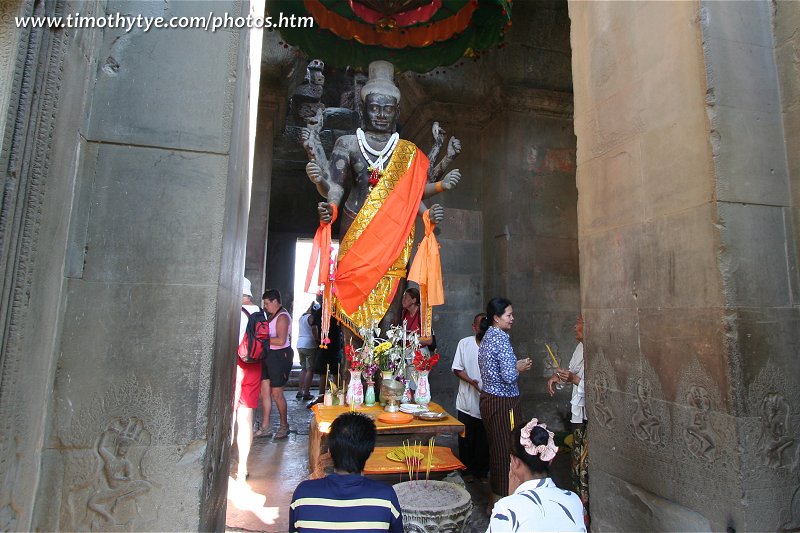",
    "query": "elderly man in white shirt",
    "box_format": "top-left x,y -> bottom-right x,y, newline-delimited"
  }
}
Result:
547,314 -> 588,527
451,313 -> 490,482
